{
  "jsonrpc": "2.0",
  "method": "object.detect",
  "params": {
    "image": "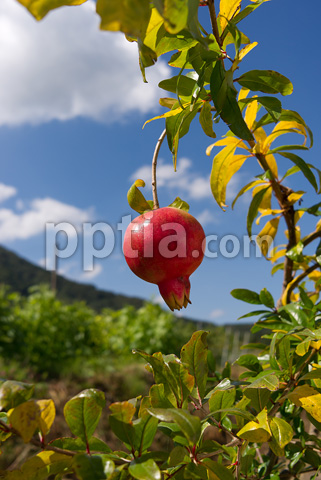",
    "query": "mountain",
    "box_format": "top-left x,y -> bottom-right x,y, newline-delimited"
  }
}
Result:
0,245 -> 144,311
